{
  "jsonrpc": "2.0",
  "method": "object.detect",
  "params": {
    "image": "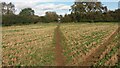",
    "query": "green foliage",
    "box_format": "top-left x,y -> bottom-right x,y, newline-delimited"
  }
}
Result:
44,11 -> 59,23
2,2 -> 120,26
2,14 -> 39,26
19,8 -> 34,16
61,1 -> 120,23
